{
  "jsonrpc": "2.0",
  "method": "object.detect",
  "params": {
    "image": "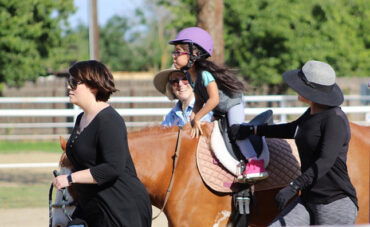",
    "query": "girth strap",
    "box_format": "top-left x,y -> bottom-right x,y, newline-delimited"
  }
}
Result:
152,126 -> 183,220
